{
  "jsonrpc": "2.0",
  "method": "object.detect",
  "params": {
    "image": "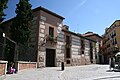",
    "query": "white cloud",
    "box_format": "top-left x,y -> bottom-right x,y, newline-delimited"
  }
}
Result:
67,0 -> 88,17
75,0 -> 88,9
